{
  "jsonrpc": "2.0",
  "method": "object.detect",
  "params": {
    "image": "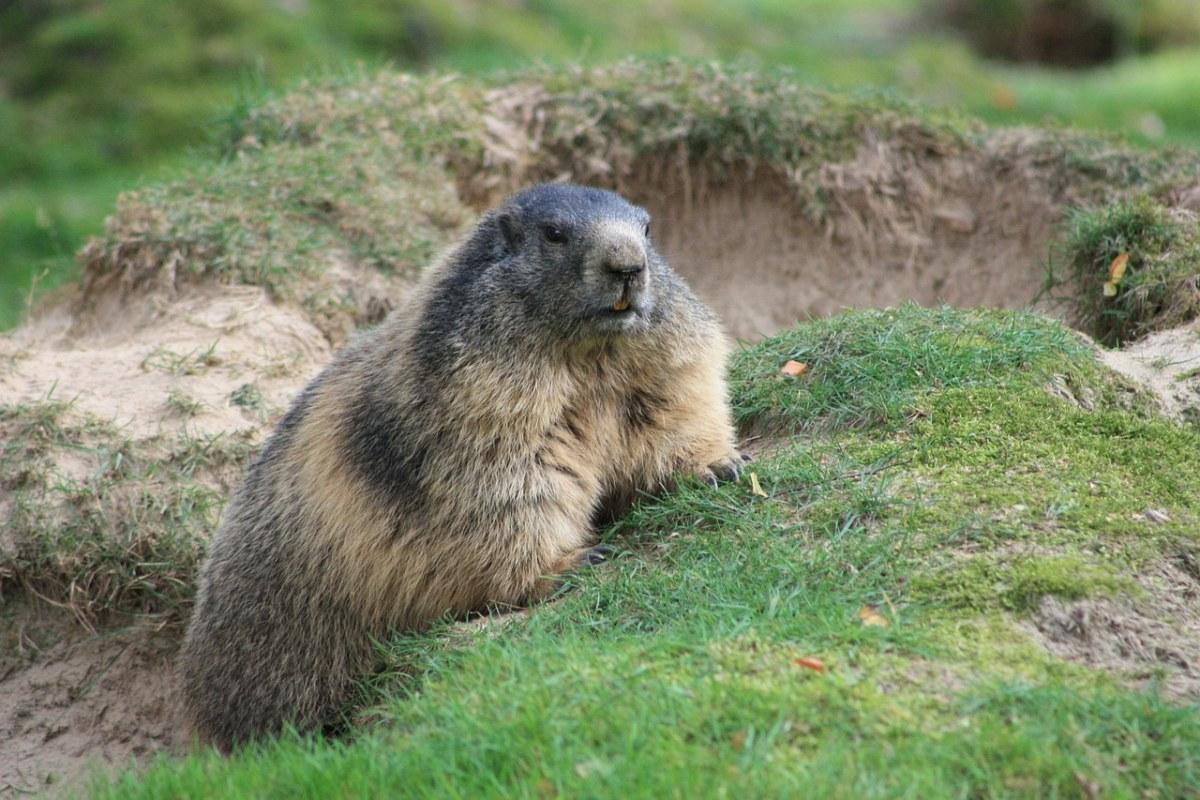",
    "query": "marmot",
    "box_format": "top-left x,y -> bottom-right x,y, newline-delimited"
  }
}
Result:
178,183 -> 745,750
